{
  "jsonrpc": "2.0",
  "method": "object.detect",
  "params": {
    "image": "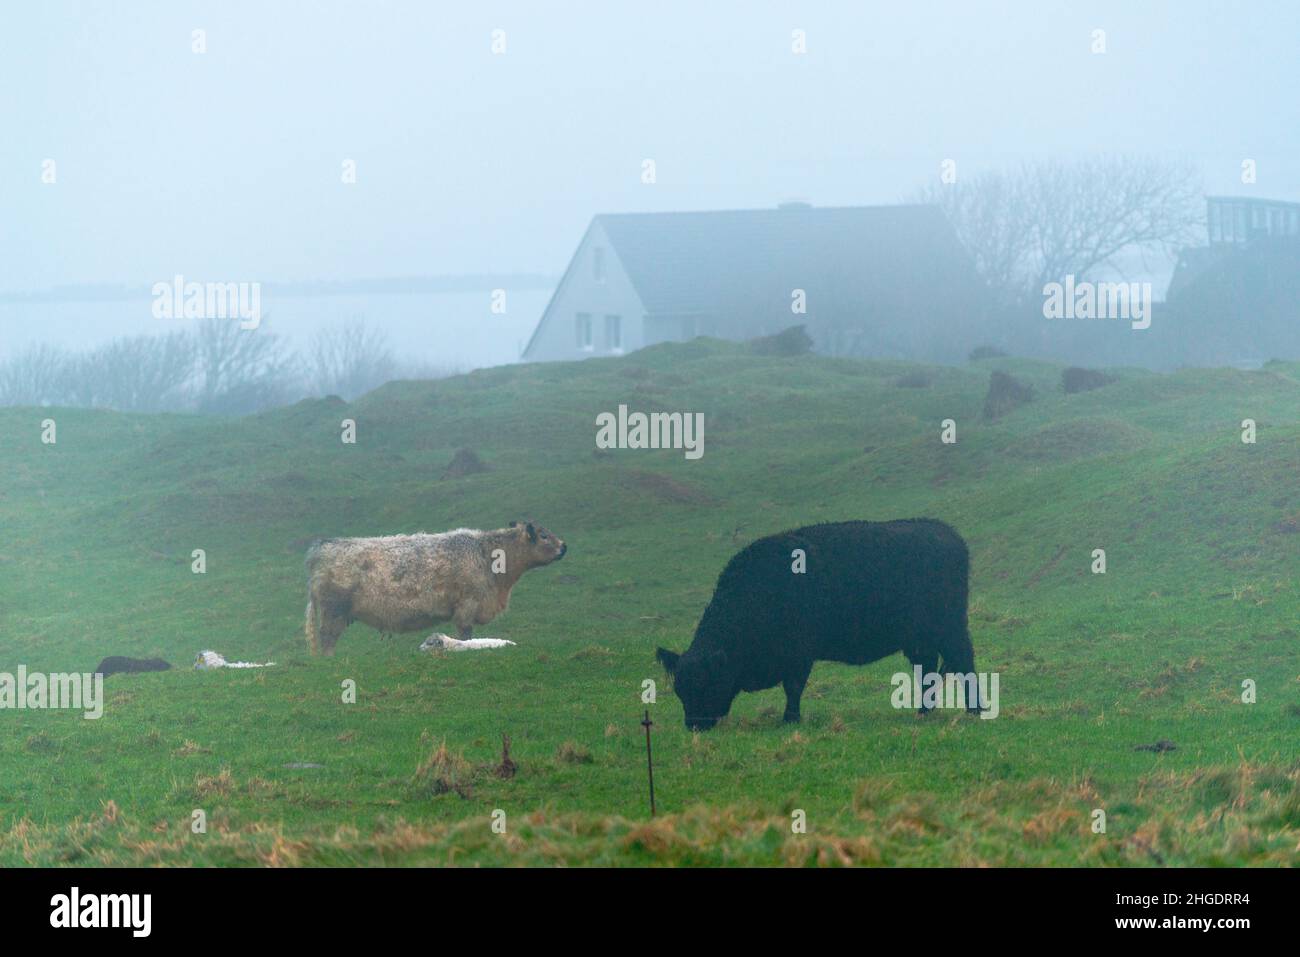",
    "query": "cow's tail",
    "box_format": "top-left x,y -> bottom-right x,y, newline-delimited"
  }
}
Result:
303,539 -> 330,654
305,597 -> 321,654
